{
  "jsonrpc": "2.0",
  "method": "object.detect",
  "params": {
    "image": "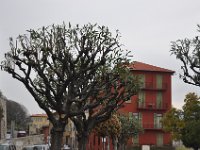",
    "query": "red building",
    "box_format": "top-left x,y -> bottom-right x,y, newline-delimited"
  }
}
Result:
88,61 -> 174,149
119,61 -> 174,147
